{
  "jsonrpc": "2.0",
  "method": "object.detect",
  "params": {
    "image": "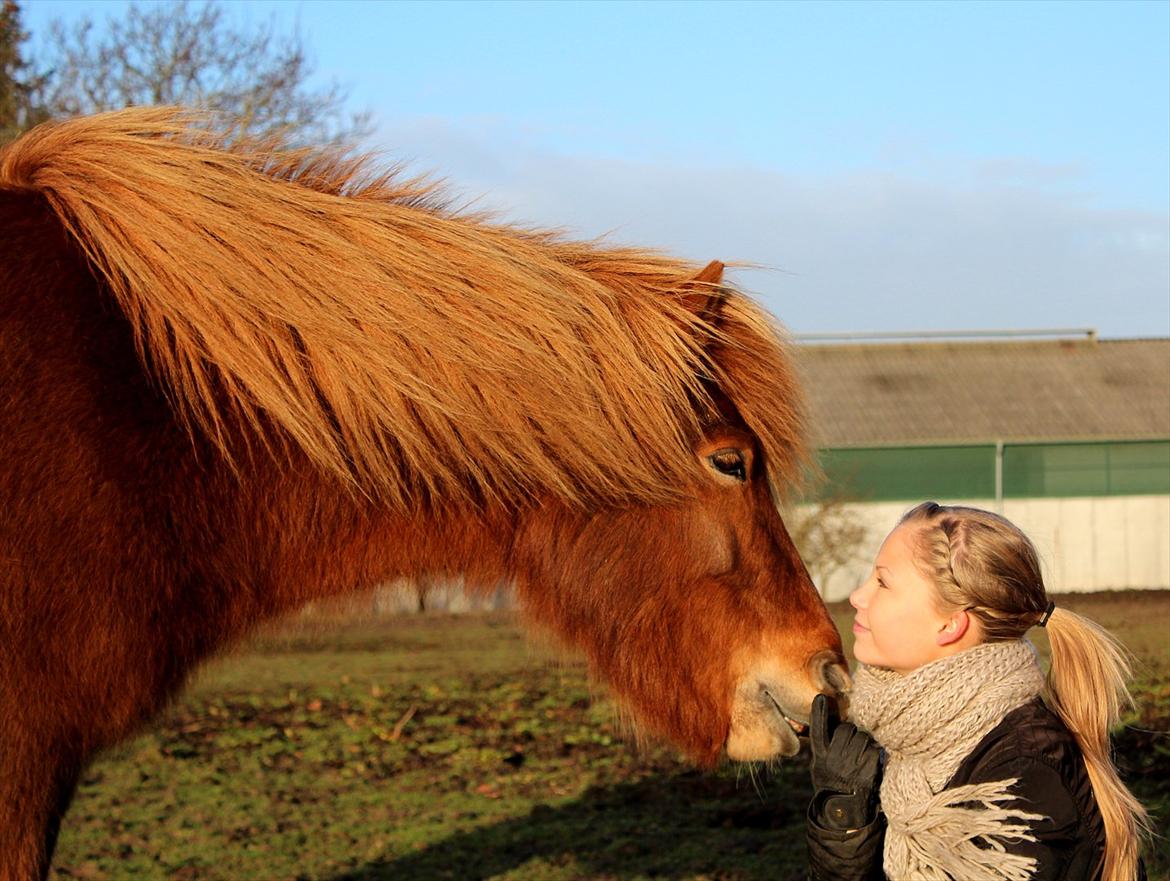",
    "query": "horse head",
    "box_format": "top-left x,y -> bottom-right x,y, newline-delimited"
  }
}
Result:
512,261 -> 847,765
